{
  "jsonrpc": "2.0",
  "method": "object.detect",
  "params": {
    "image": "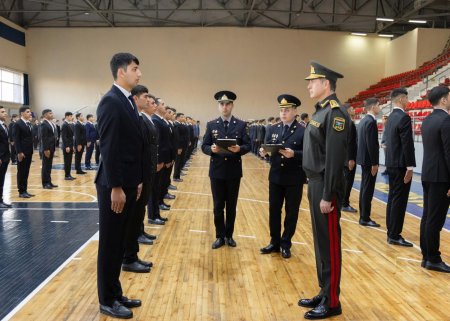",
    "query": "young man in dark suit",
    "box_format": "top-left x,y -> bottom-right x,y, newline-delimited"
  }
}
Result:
342,104 -> 358,213
201,90 -> 251,249
173,113 -> 189,182
95,52 -> 144,319
384,88 -> 416,247
0,106 -> 12,208
74,112 -> 87,174
40,109 -> 58,189
61,112 -> 75,180
259,94 -> 306,259
356,98 -> 381,227
420,85 -> 450,273
85,114 -> 98,170
13,106 -> 35,198
8,114 -> 18,165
